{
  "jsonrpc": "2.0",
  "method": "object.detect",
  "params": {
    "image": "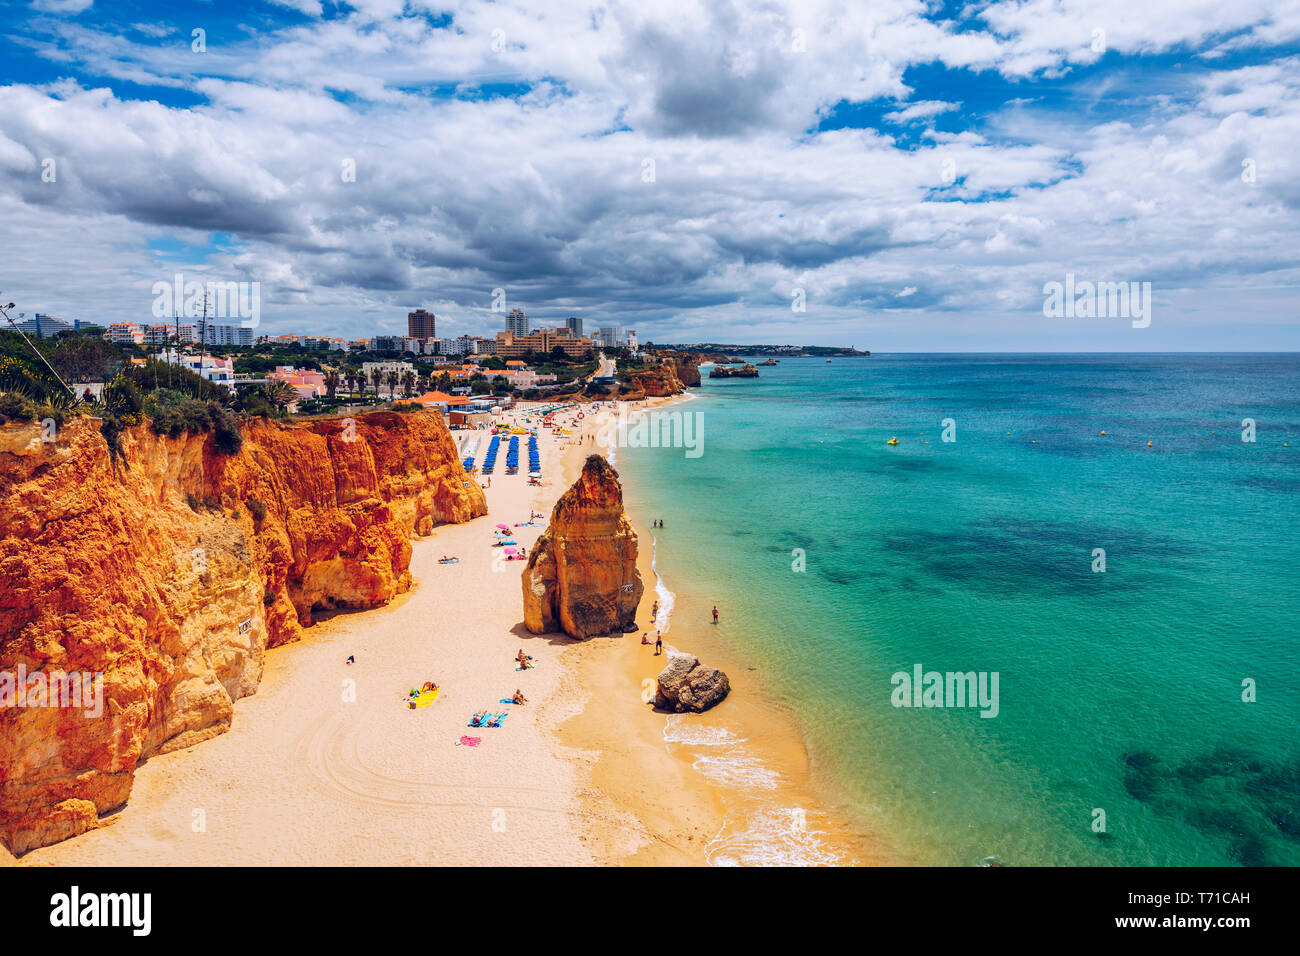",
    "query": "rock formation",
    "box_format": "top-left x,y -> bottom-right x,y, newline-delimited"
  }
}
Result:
708,363 -> 759,379
629,362 -> 685,398
653,652 -> 730,713
660,352 -> 702,388
522,455 -> 642,638
0,409 -> 484,855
